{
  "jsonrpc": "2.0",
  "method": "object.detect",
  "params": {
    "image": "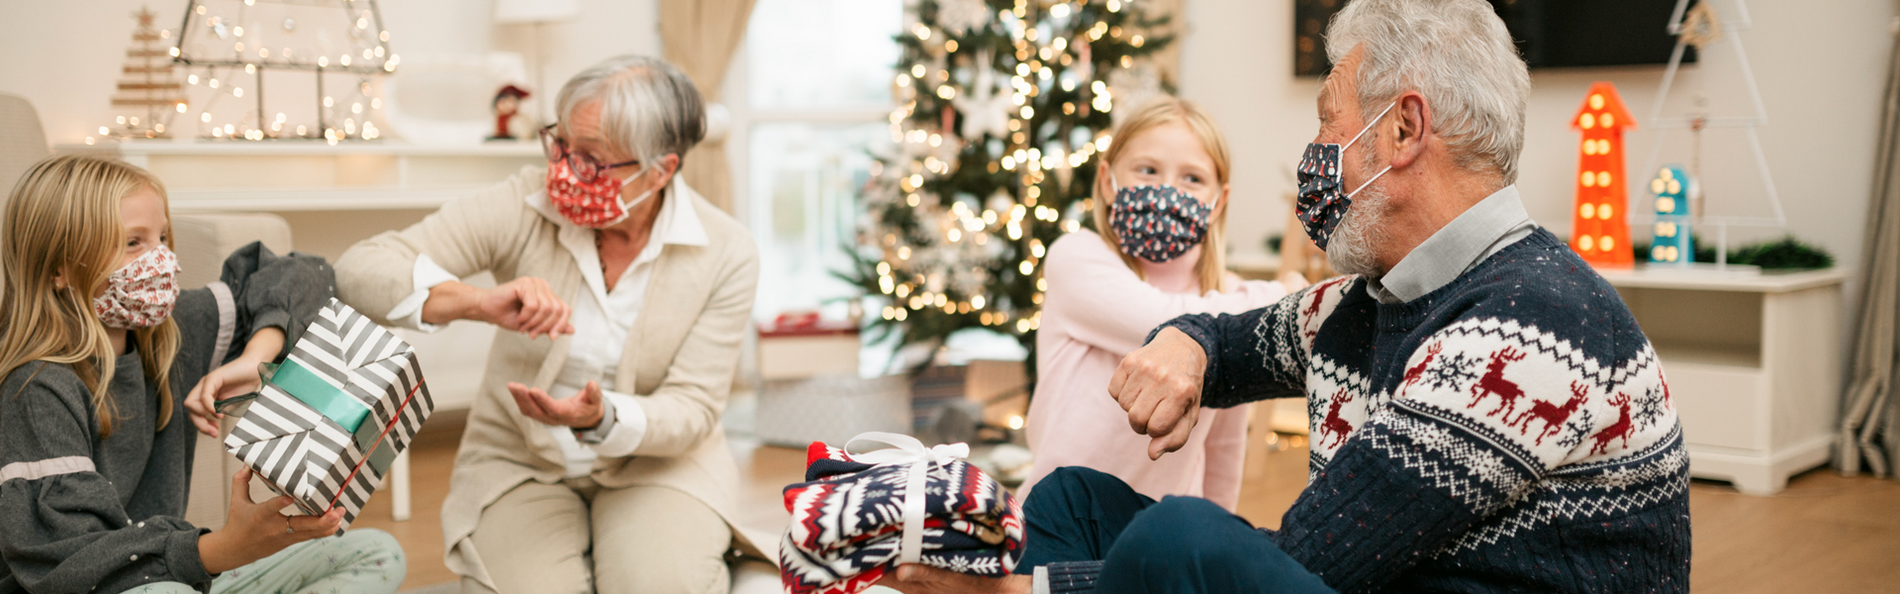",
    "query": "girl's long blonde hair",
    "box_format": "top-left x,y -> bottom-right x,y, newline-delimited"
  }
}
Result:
1091,97 -> 1234,293
2,155 -> 180,438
